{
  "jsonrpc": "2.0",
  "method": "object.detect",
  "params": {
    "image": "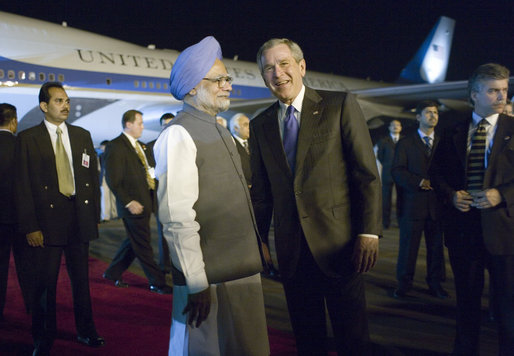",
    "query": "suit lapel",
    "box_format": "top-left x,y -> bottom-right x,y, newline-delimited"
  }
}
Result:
485,114 -> 514,185
260,102 -> 291,177
452,119 -> 471,170
295,88 -> 323,178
